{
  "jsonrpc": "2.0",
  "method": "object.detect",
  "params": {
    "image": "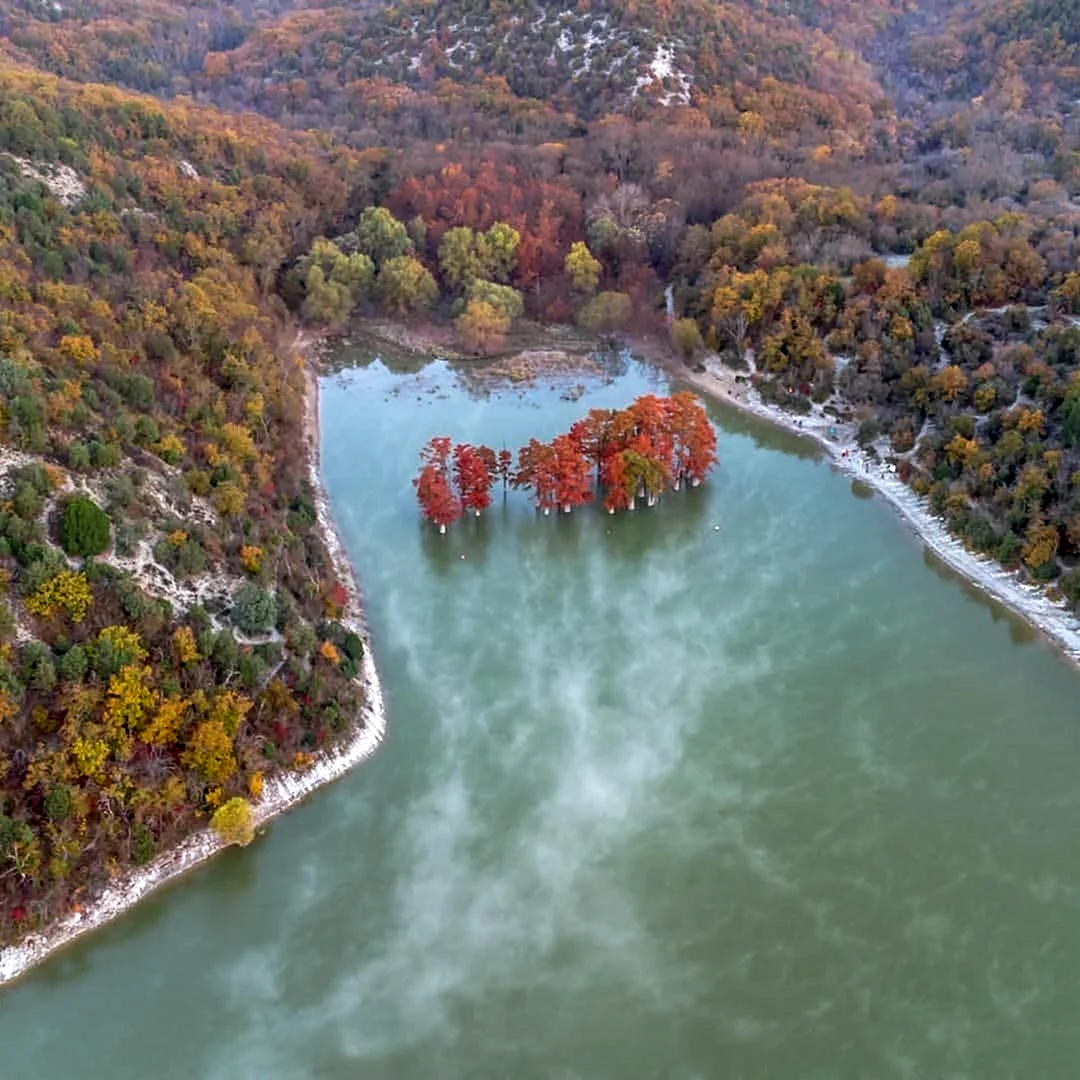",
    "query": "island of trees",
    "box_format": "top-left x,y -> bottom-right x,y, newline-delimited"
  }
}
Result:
413,393 -> 718,530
